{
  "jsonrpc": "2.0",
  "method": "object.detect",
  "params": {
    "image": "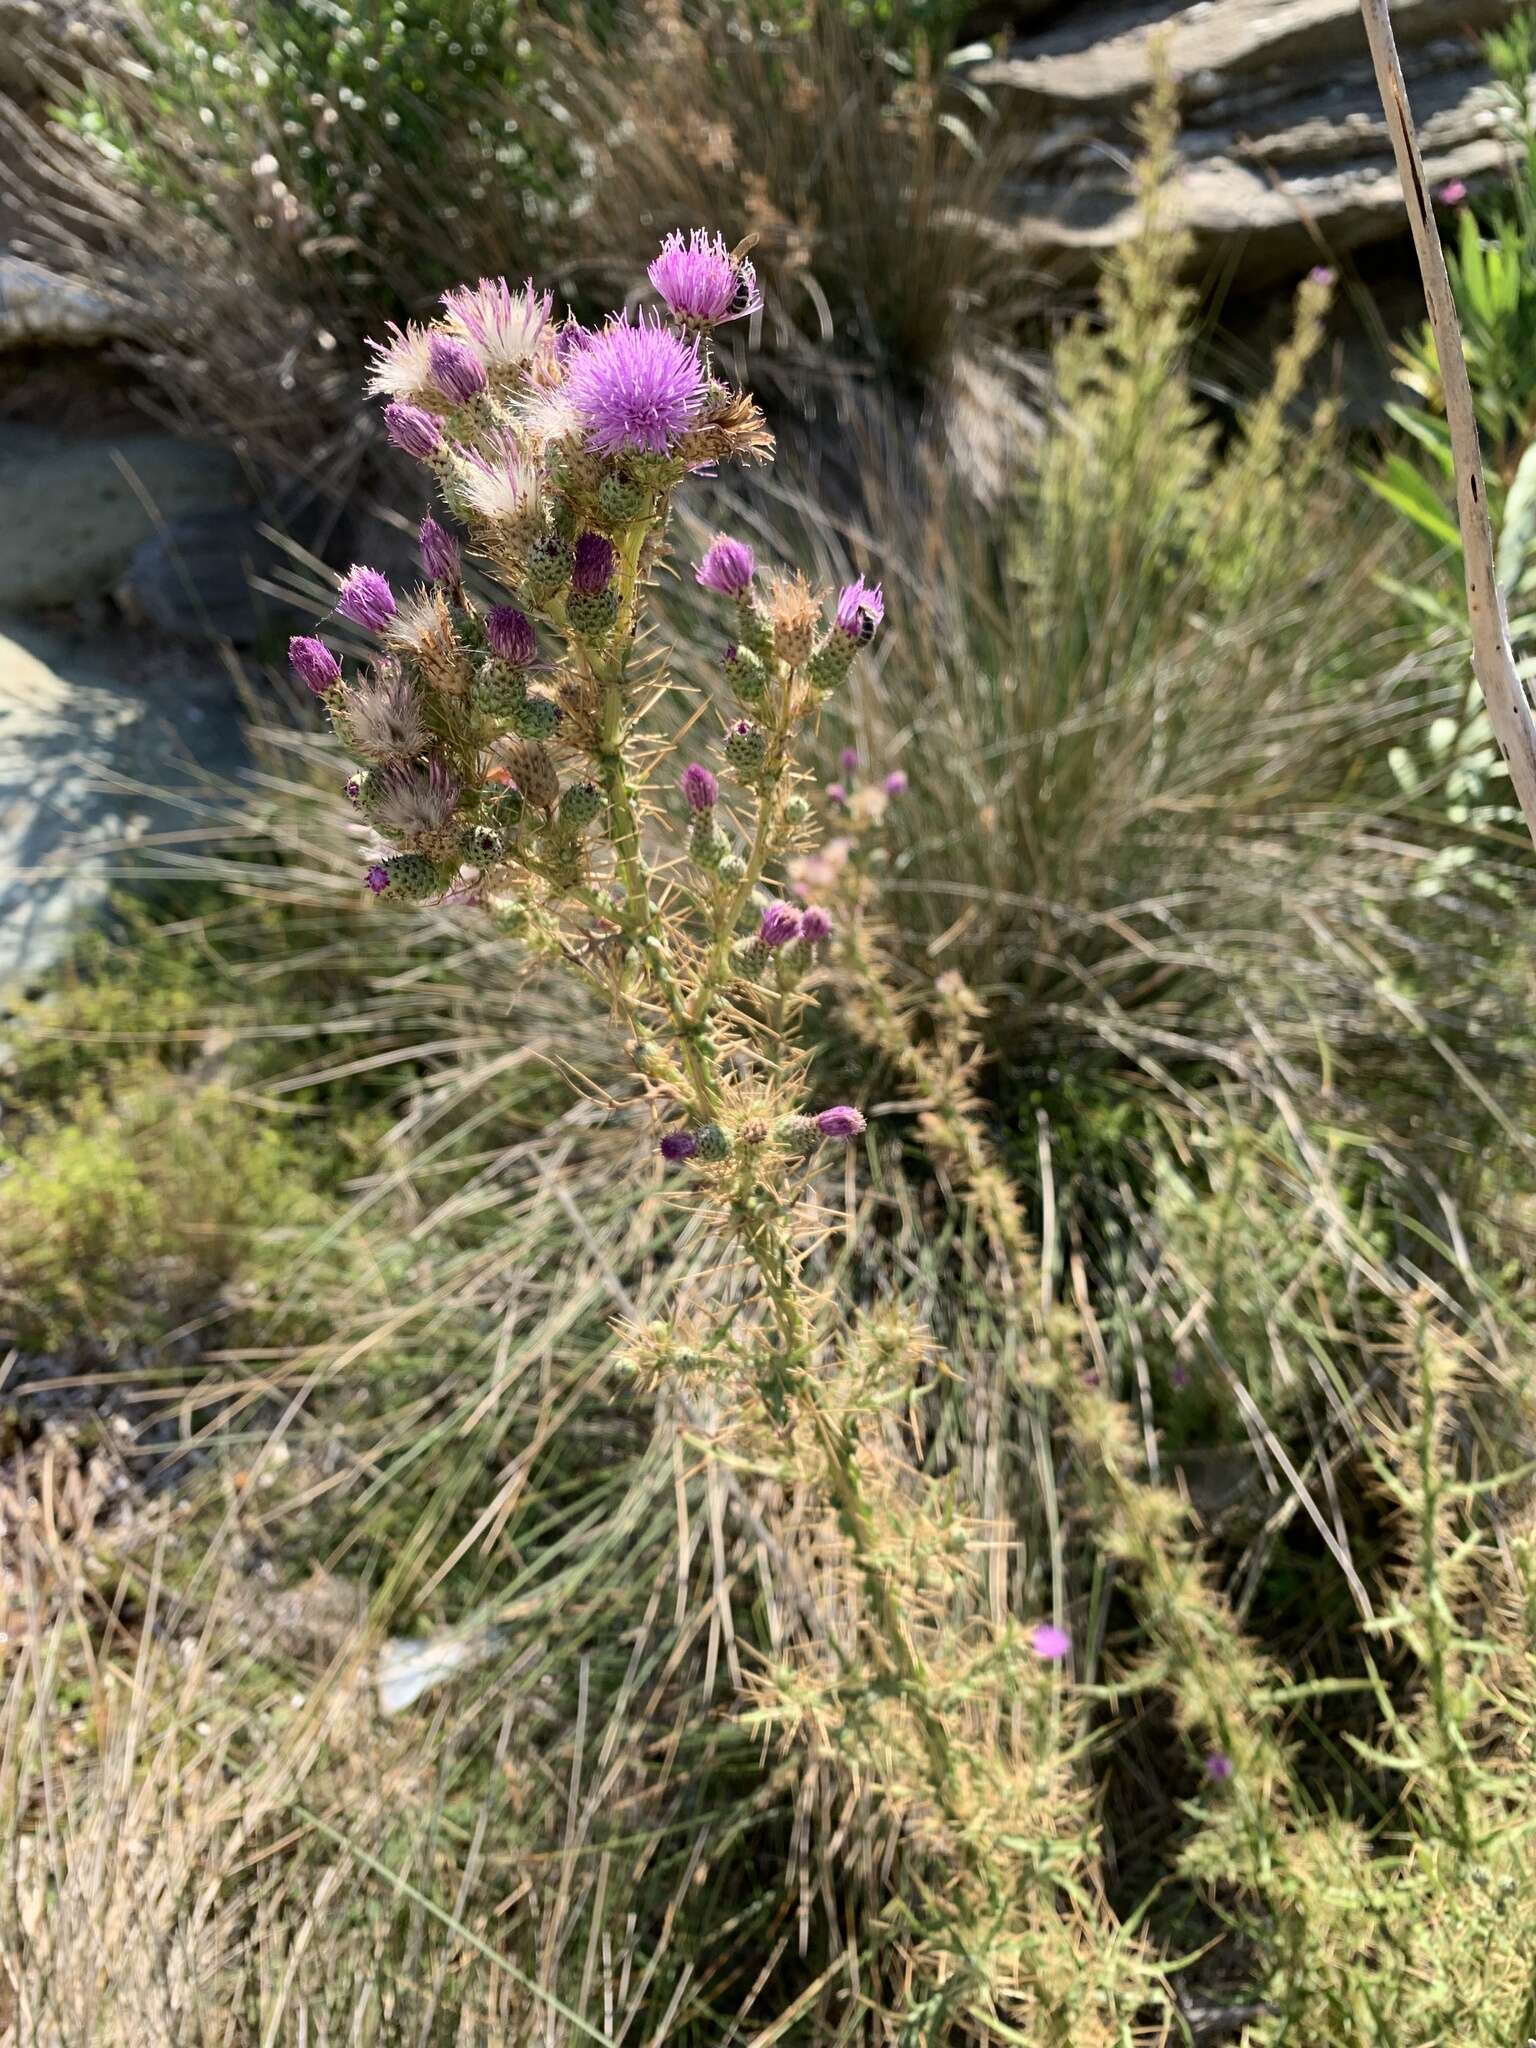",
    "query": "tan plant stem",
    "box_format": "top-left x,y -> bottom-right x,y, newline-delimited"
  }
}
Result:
1358,0 -> 1536,850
